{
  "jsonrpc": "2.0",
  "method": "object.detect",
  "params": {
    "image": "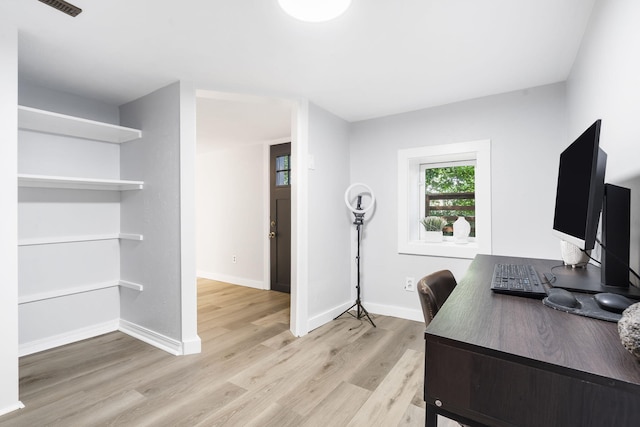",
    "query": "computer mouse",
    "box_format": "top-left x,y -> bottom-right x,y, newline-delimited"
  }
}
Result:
546,288 -> 579,309
594,293 -> 634,314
